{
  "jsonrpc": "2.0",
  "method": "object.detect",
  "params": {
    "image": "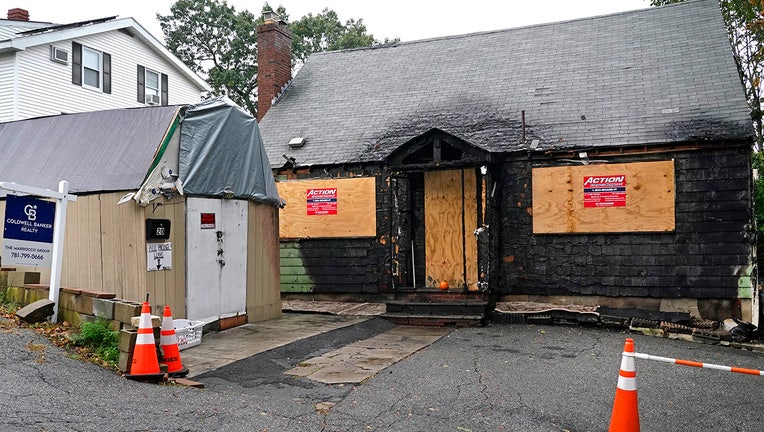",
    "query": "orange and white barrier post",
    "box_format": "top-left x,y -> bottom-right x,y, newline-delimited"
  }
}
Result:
608,337 -> 764,431
634,352 -> 764,376
608,338 -> 640,432
160,305 -> 189,378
